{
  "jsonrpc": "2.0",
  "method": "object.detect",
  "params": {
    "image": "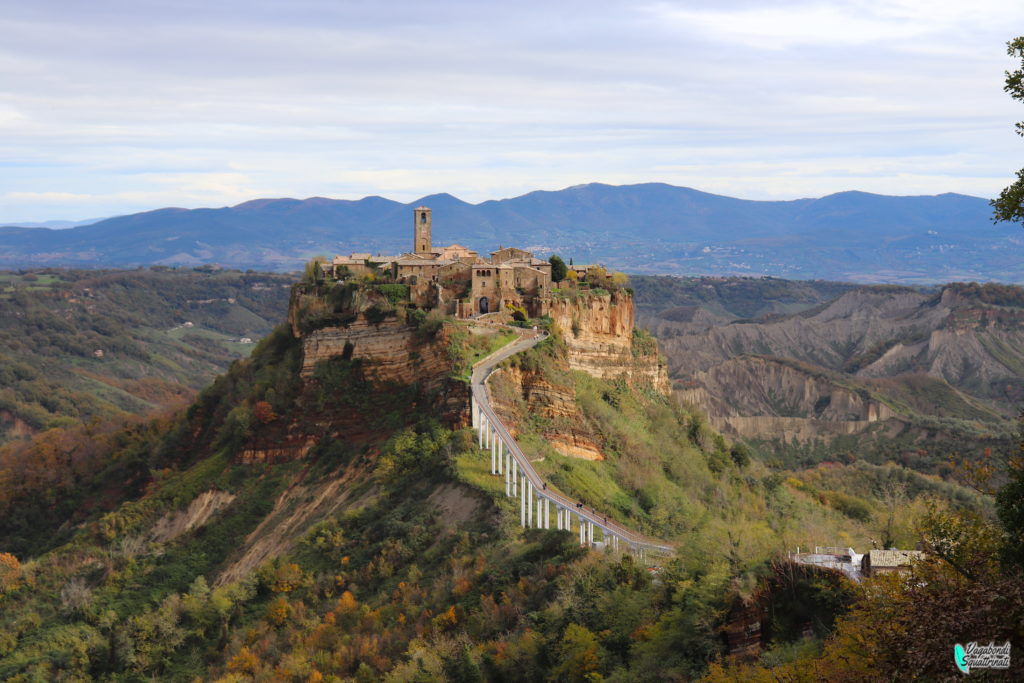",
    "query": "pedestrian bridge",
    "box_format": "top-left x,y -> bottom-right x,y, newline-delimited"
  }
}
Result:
470,329 -> 674,561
